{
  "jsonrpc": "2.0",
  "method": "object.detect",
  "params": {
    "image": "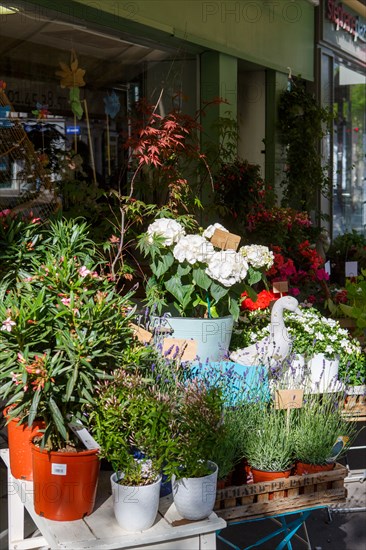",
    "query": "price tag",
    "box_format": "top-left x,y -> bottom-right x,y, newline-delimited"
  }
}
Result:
52,463 -> 67,476
345,261 -> 358,278
161,338 -> 198,361
275,389 -> 303,410
273,281 -> 288,294
68,421 -> 101,450
129,322 -> 153,344
210,229 -> 241,251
